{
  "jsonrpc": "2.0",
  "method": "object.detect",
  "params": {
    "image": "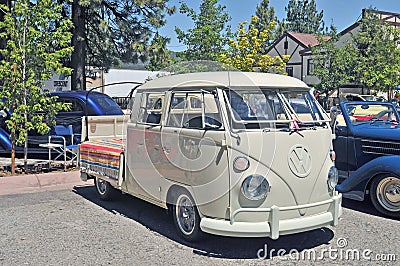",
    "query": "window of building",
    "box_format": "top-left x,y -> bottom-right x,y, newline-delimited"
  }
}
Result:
286,67 -> 293,77
307,59 -> 315,75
